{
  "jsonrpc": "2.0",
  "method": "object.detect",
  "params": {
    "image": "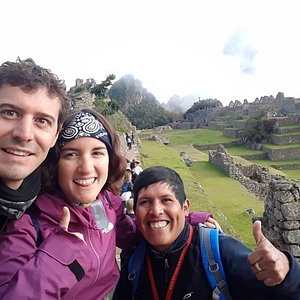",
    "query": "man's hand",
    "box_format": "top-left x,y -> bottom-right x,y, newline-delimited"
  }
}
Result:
247,220 -> 289,286
59,206 -> 85,242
